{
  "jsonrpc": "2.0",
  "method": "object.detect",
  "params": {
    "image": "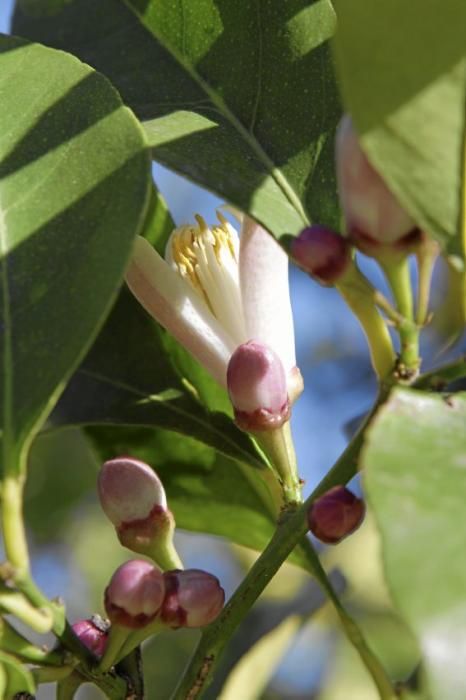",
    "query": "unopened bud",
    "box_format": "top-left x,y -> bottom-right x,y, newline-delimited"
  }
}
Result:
308,486 -> 365,544
104,560 -> 165,629
227,341 -> 290,431
72,617 -> 109,657
98,457 -> 181,569
336,114 -> 416,248
161,569 -> 225,628
98,456 -> 166,527
291,226 -> 351,285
